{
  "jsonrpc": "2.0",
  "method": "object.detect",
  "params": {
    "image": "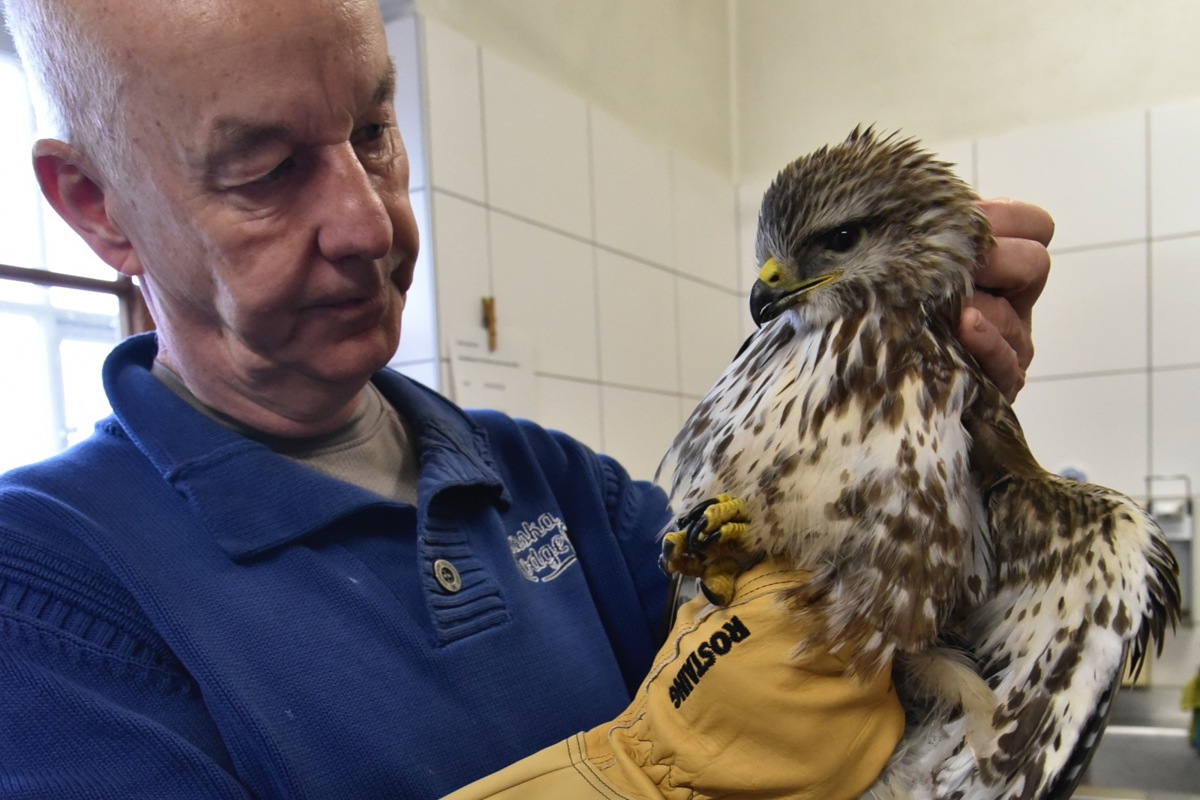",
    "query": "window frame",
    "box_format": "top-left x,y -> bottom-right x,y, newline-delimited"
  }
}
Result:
0,33 -> 153,463
0,262 -> 150,339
